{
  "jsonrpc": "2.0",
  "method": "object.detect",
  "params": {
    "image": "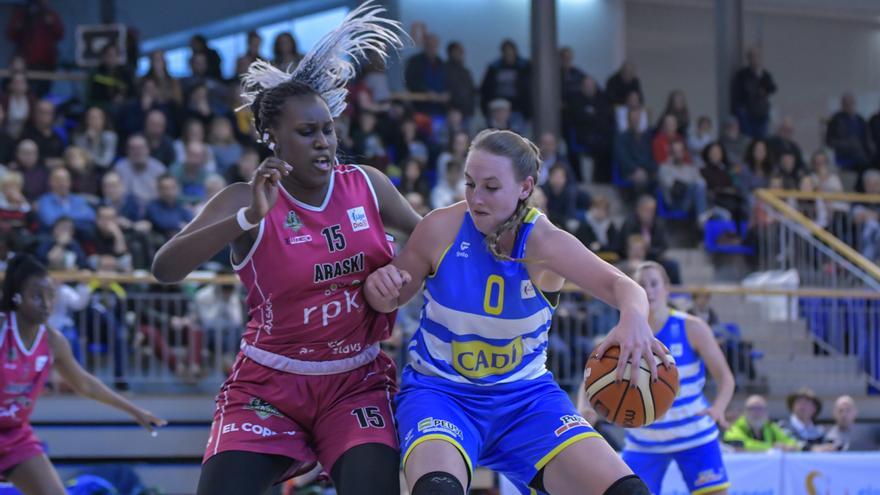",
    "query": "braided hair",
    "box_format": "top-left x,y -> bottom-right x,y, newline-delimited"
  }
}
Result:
1,254 -> 49,312
249,80 -> 318,149
469,129 -> 541,261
